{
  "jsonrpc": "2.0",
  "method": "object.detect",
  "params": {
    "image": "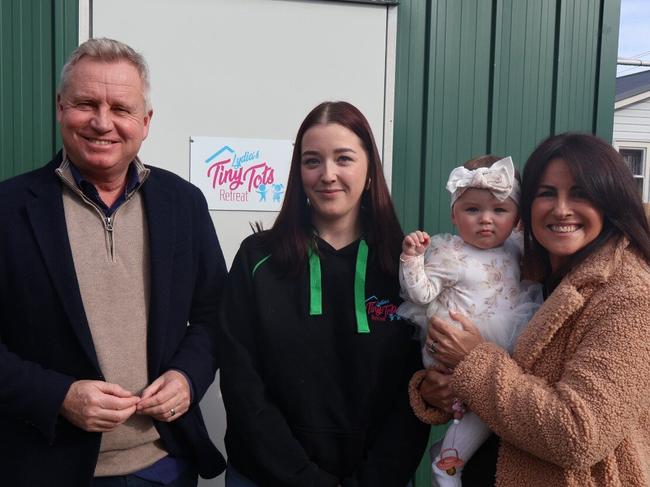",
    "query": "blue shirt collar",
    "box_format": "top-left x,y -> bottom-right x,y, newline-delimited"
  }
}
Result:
68,162 -> 140,216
